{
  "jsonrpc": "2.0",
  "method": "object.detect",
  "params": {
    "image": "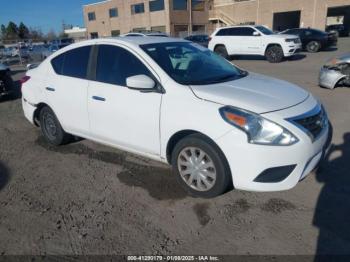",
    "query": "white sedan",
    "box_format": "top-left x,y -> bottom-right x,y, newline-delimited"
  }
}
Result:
21,37 -> 331,198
